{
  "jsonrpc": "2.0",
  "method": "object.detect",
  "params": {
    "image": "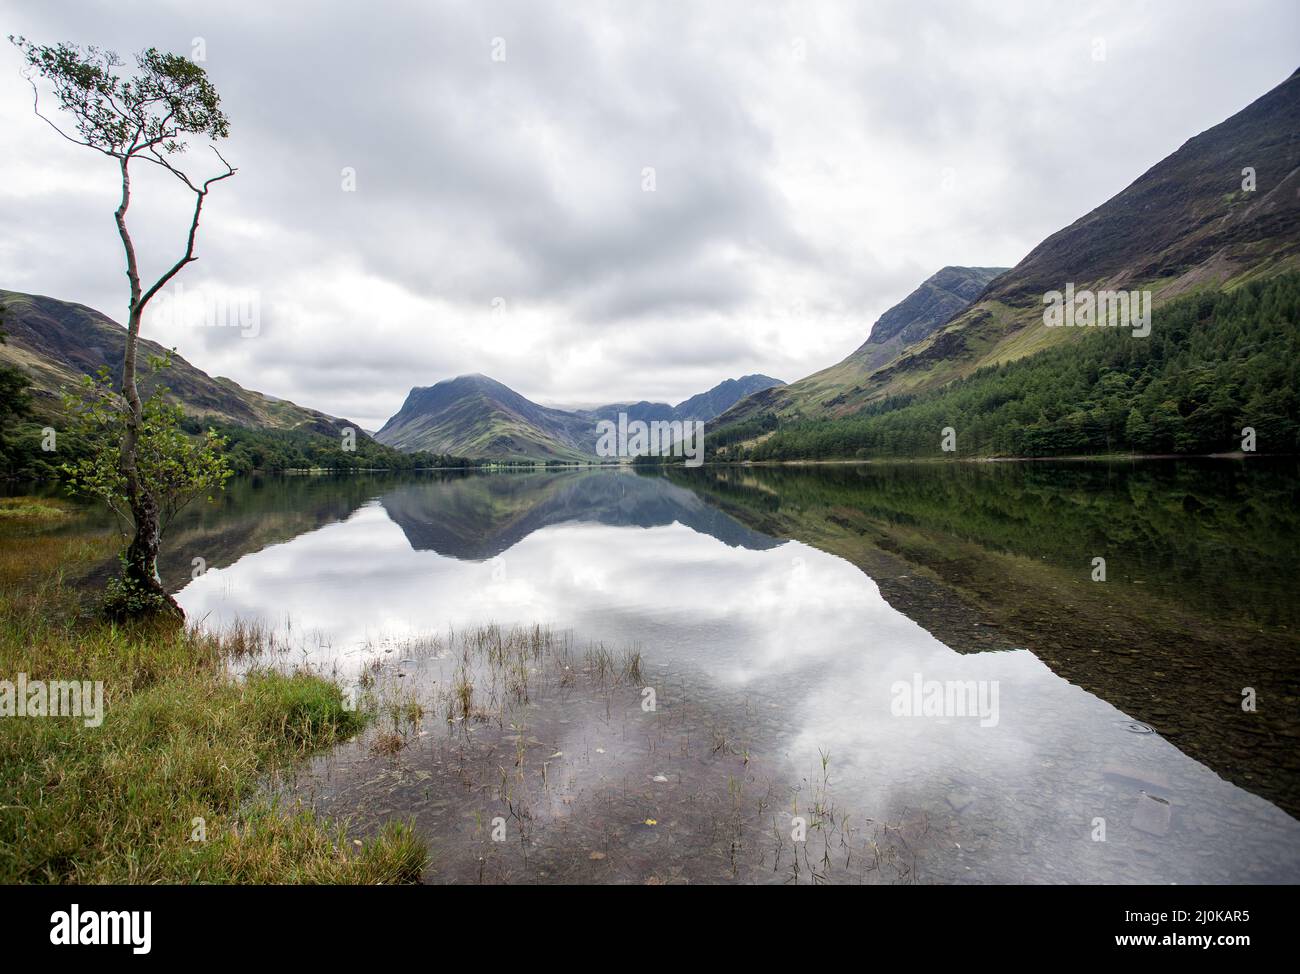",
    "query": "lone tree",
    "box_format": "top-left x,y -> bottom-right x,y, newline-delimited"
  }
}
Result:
12,37 -> 236,618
